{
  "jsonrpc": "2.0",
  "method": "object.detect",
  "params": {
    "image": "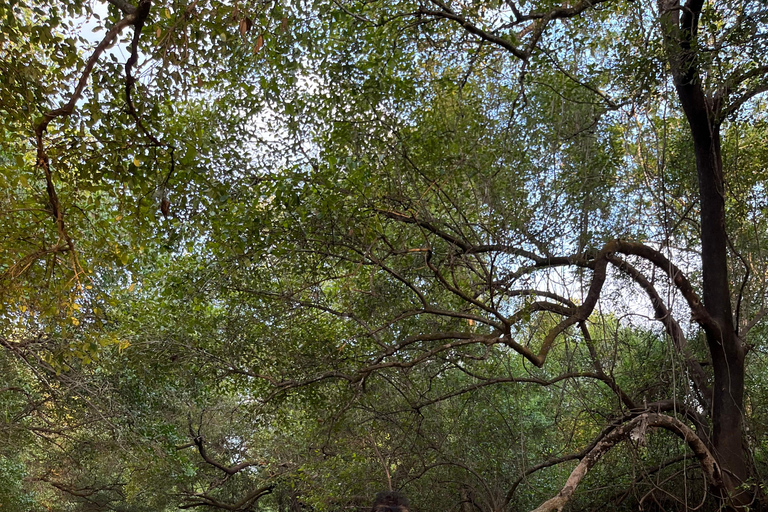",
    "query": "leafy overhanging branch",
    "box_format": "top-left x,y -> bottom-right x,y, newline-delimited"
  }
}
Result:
30,0 -> 162,288
33,12 -> 139,285
190,434 -> 262,476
